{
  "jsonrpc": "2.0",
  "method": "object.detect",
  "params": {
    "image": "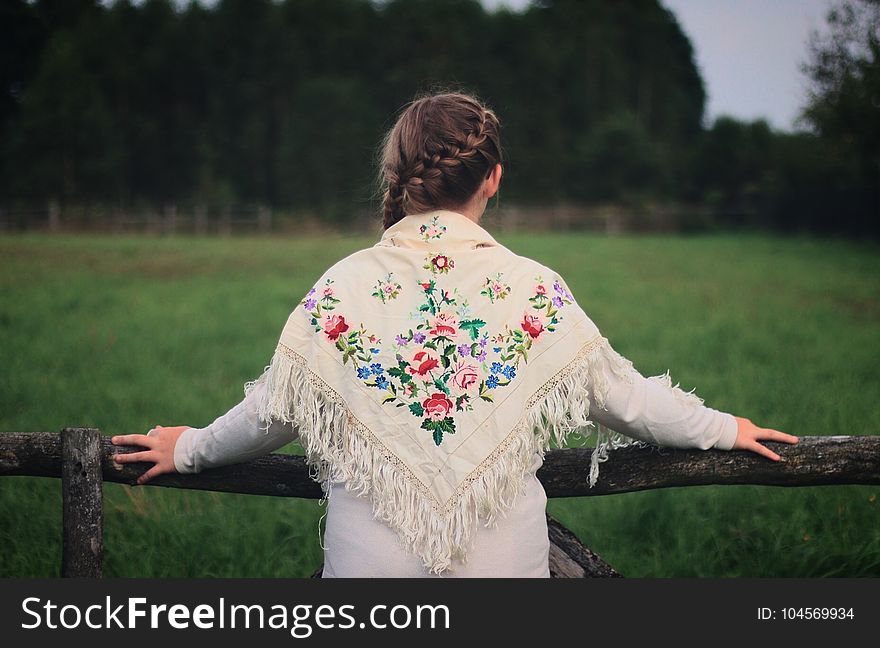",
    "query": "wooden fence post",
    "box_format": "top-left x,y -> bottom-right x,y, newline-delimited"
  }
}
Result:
164,203 -> 177,236
258,205 -> 272,234
61,427 -> 103,578
48,200 -> 61,233
195,204 -> 208,235
220,205 -> 232,236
